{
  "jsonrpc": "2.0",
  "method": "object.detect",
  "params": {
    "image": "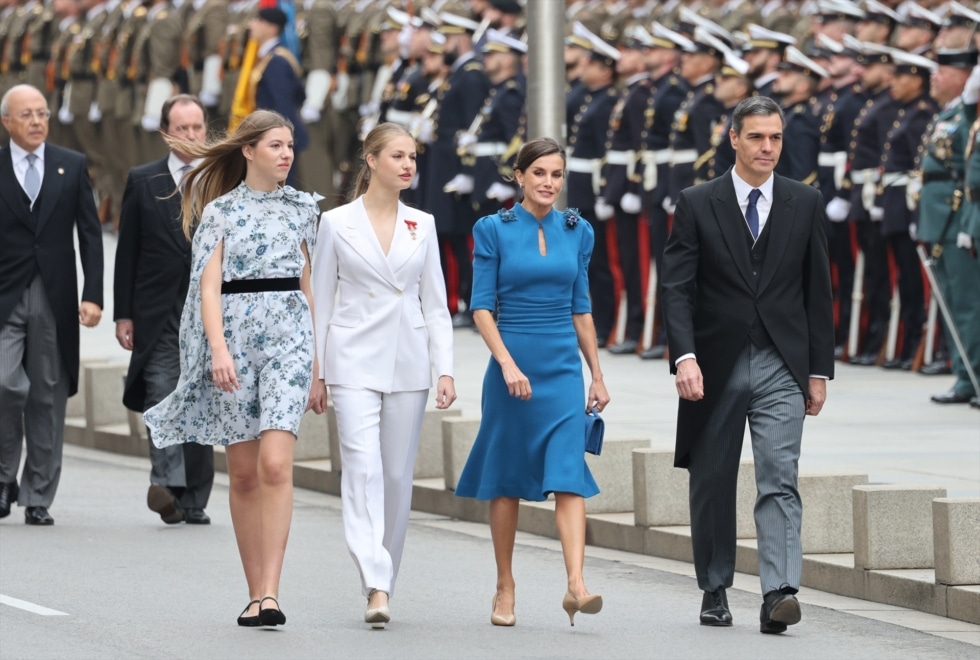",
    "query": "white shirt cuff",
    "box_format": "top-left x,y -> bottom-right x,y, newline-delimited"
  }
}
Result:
674,353 -> 696,367
809,375 -> 829,379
